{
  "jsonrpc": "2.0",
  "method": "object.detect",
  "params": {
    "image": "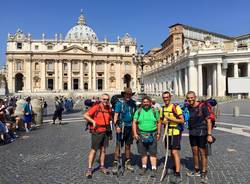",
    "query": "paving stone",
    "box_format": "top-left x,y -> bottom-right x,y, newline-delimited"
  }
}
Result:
0,107 -> 250,184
